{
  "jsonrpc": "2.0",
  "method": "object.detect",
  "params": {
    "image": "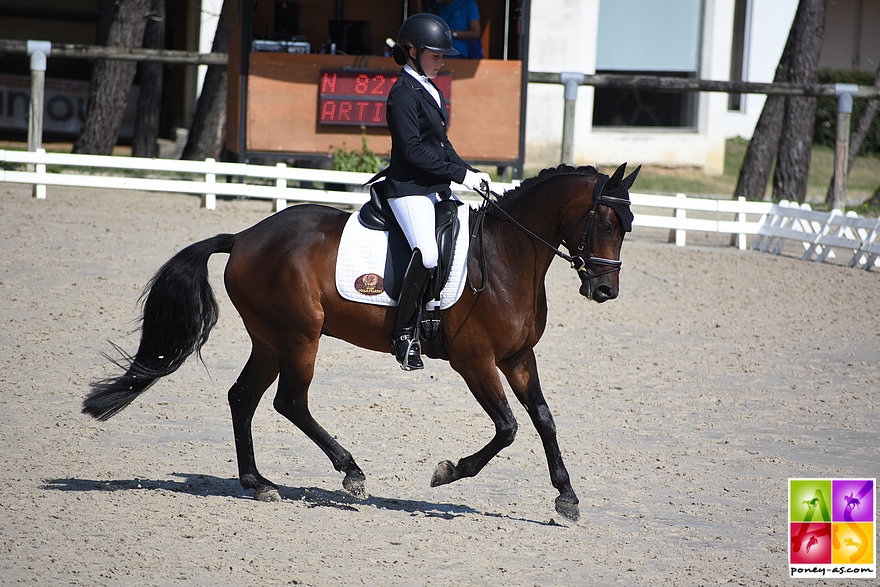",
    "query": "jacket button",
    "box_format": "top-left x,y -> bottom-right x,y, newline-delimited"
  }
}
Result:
440,141 -> 445,147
